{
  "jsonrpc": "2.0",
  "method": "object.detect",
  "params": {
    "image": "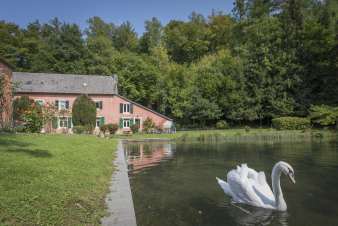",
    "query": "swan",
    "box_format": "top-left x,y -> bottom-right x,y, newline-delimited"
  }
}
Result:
216,161 -> 295,211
